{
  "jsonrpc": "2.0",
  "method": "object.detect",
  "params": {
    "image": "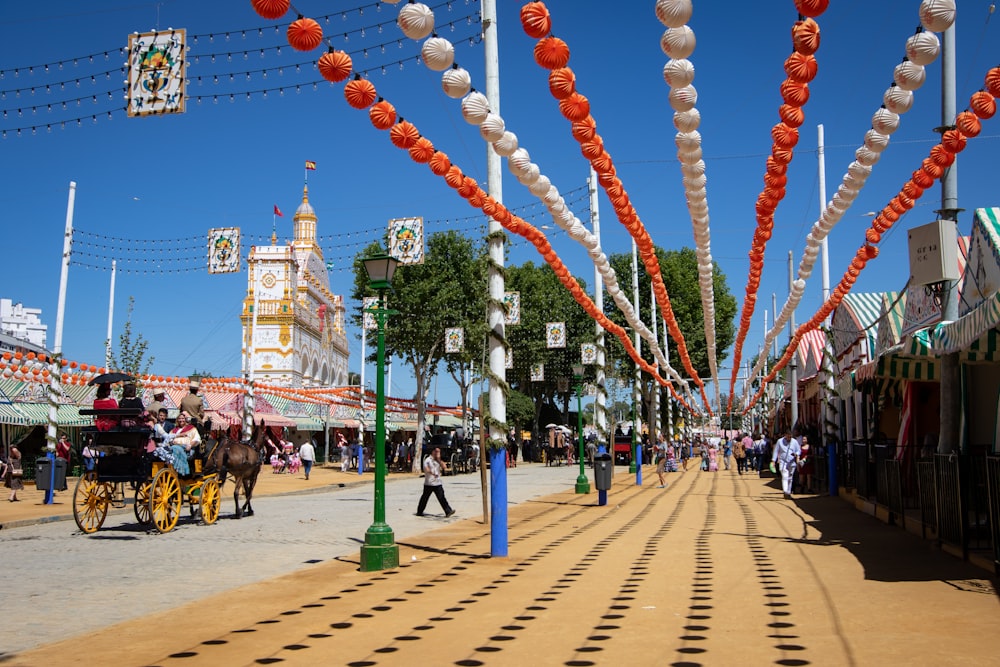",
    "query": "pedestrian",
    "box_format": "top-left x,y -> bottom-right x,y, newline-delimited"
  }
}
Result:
298,439 -> 315,480
416,447 -> 456,518
798,434 -> 814,494
708,442 -> 719,472
82,439 -> 104,472
734,433 -> 748,474
56,432 -> 73,480
680,441 -> 689,471
723,437 -> 732,471
4,445 -> 24,501
771,428 -> 802,499
654,436 -> 667,488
